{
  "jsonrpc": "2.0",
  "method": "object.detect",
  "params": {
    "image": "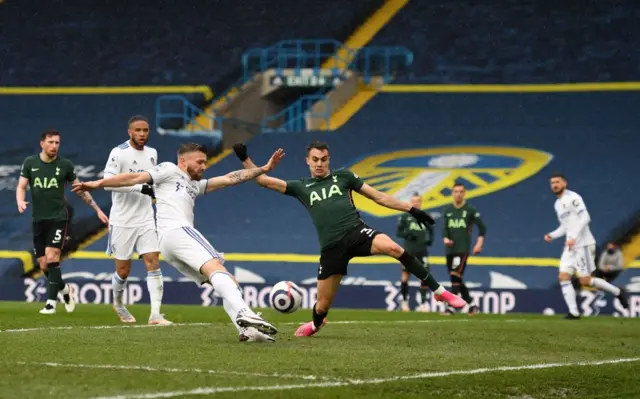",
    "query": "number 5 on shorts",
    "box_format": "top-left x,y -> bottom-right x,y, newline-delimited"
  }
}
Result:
53,229 -> 62,243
